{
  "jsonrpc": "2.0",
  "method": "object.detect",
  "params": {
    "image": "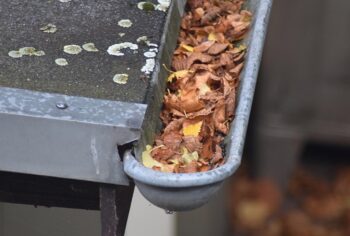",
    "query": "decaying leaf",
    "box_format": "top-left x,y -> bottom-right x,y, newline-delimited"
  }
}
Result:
167,70 -> 192,82
181,147 -> 199,164
208,32 -> 217,41
142,145 -> 163,169
198,83 -> 211,95
180,44 -> 194,52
